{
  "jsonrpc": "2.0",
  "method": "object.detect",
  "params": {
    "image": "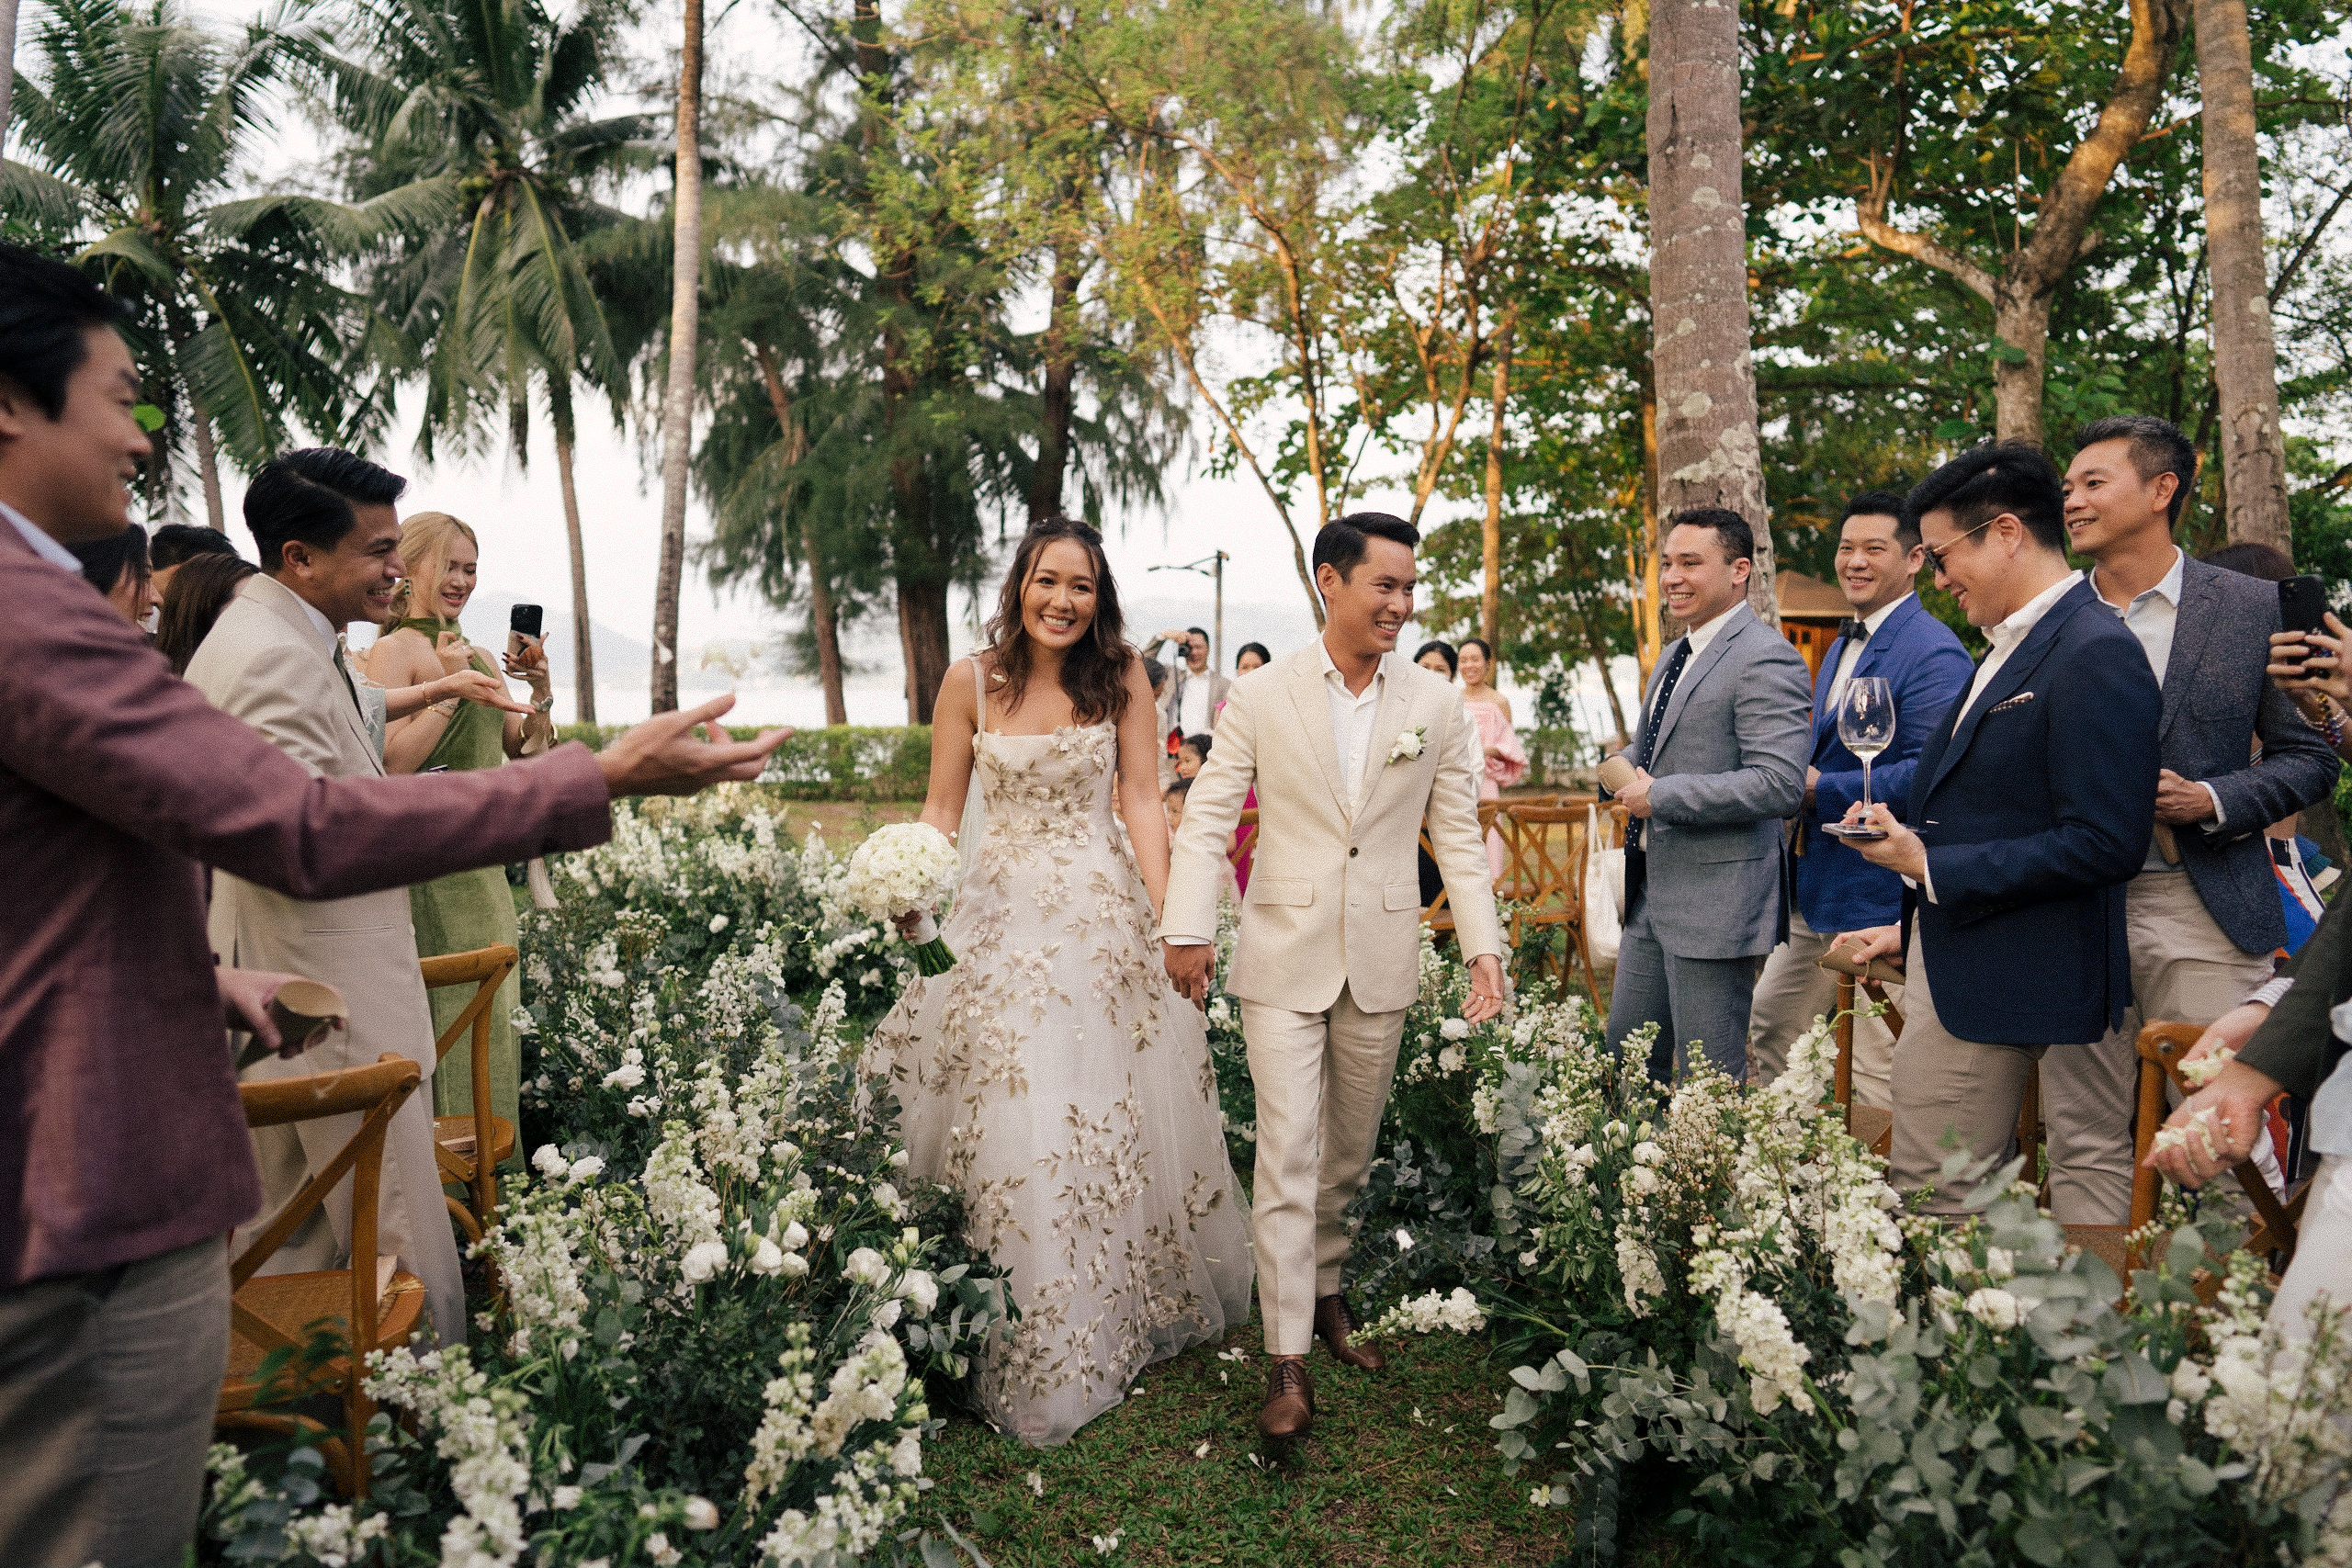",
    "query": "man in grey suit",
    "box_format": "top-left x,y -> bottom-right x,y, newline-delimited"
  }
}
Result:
2061,414 -> 2339,1222
1605,509 -> 1814,1082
